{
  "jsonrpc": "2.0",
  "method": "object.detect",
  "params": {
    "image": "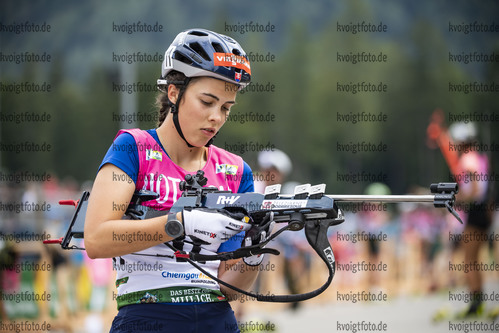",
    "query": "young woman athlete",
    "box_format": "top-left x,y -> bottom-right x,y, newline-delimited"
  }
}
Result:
428,111 -> 494,318
84,29 -> 269,332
